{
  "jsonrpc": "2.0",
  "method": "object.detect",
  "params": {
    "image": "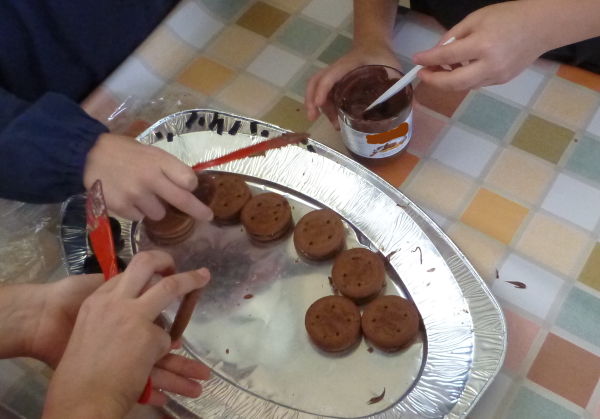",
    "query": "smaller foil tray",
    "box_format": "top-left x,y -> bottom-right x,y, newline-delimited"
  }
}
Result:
59,110 -> 506,419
